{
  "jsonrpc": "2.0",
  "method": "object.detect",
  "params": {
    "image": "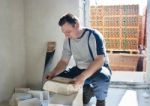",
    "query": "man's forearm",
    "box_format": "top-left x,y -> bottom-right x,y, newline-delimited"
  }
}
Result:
81,55 -> 104,80
52,59 -> 68,76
